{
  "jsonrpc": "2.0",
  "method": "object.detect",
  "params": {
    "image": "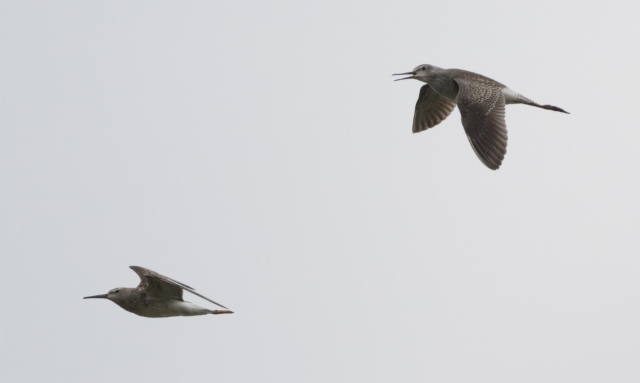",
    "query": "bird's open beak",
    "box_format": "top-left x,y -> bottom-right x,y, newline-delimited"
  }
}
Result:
83,294 -> 108,299
393,71 -> 415,81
